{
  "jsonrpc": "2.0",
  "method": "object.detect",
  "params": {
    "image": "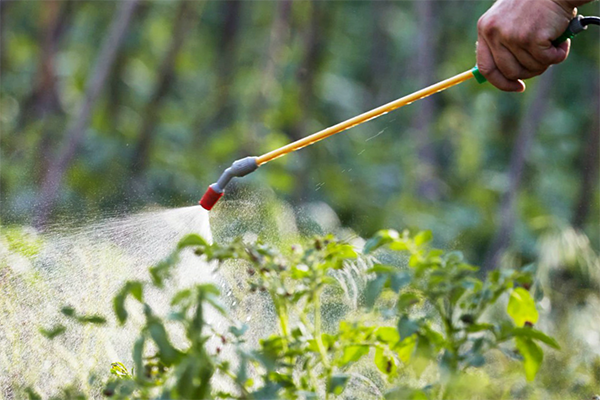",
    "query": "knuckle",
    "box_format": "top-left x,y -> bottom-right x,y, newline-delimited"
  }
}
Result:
478,15 -> 497,37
